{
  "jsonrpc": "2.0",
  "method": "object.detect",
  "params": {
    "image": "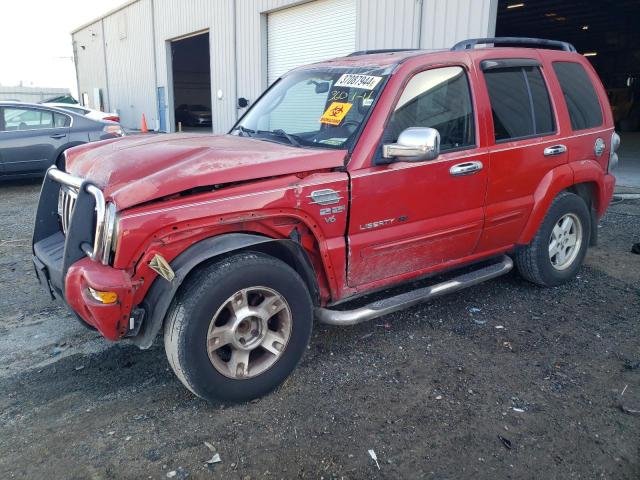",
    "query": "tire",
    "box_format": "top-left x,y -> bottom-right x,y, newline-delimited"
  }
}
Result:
515,192 -> 591,287
164,251 -> 313,403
